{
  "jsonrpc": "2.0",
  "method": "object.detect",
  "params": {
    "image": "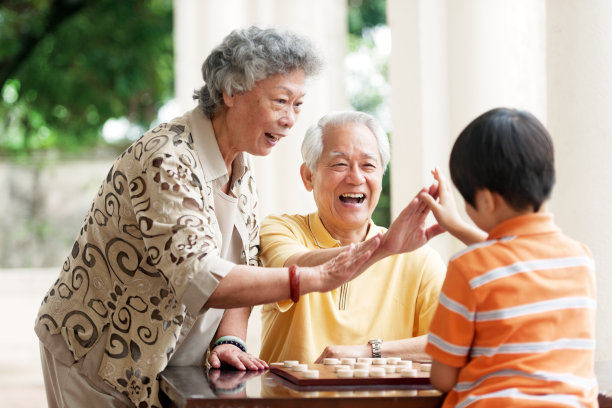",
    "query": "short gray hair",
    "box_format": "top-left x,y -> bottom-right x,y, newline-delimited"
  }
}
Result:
193,26 -> 323,118
302,111 -> 390,172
